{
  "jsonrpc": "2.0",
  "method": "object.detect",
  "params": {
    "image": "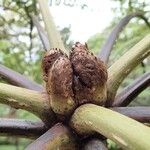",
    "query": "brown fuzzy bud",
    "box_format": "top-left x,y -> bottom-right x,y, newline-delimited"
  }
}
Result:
42,49 -> 75,118
70,42 -> 108,105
